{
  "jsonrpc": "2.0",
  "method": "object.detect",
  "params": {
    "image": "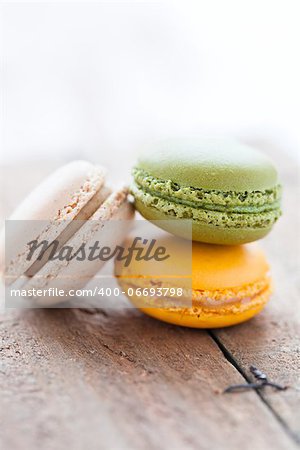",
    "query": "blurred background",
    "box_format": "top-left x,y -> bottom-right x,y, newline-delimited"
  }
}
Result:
1,0 -> 299,305
1,0 -> 299,178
